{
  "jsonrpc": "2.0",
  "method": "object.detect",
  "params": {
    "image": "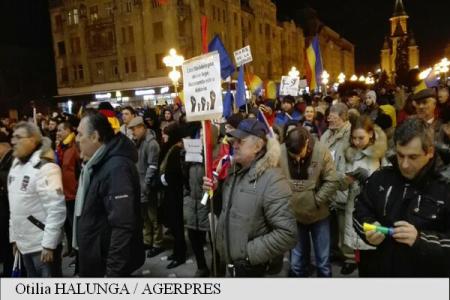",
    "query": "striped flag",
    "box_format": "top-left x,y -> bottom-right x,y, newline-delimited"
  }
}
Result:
305,35 -> 323,90
257,109 -> 274,138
